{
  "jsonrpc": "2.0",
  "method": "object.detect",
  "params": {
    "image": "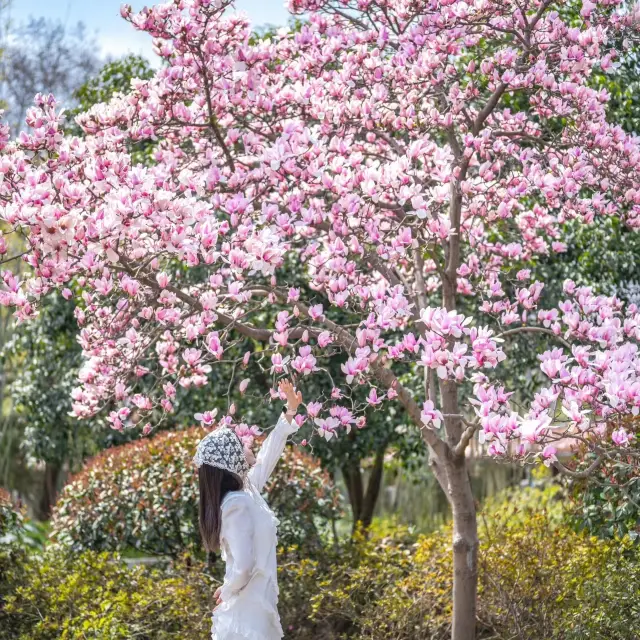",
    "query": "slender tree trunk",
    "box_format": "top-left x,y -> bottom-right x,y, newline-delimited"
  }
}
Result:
443,172 -> 478,640
342,443 -> 387,532
448,459 -> 478,640
342,463 -> 364,530
37,460 -> 60,520
440,376 -> 478,640
360,445 -> 386,528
